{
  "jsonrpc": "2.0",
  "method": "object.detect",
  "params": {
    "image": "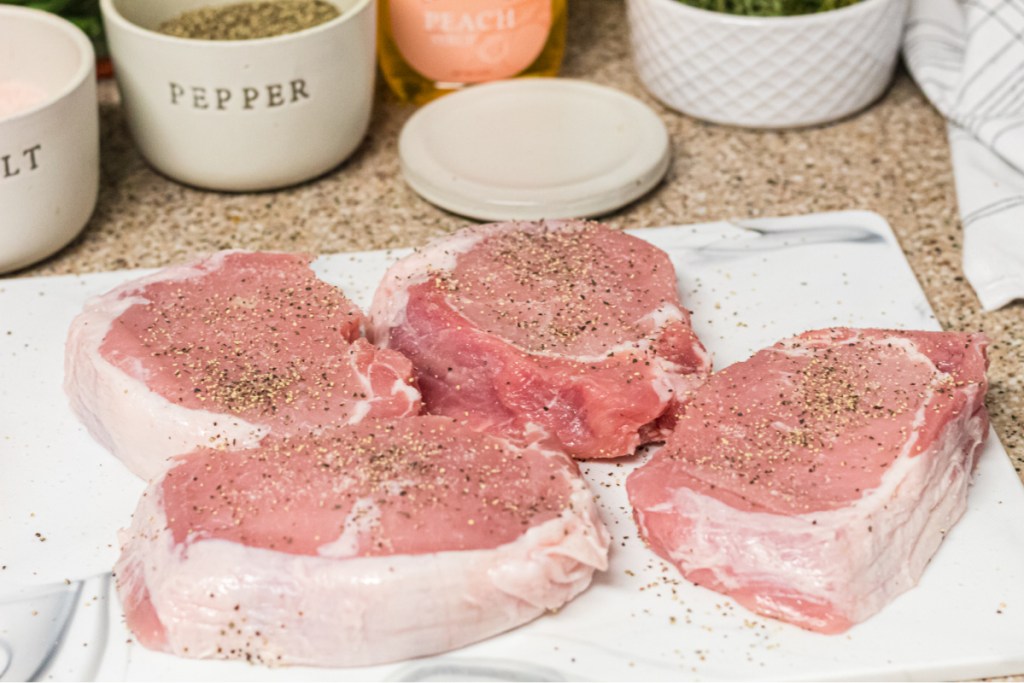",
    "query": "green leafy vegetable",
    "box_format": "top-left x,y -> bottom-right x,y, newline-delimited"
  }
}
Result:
1,0 -> 106,56
675,0 -> 862,16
